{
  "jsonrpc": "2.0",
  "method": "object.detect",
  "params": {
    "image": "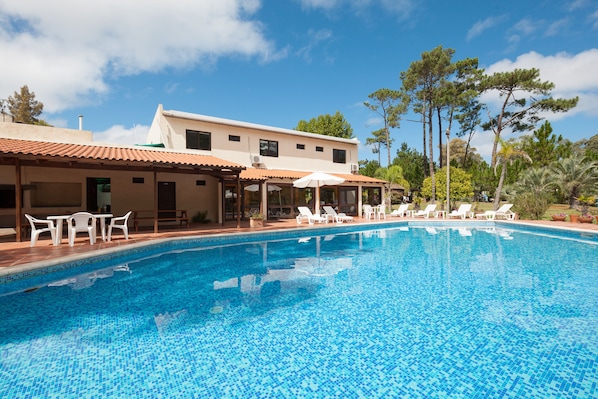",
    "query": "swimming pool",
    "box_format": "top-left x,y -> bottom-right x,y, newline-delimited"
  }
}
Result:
1,222 -> 597,398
